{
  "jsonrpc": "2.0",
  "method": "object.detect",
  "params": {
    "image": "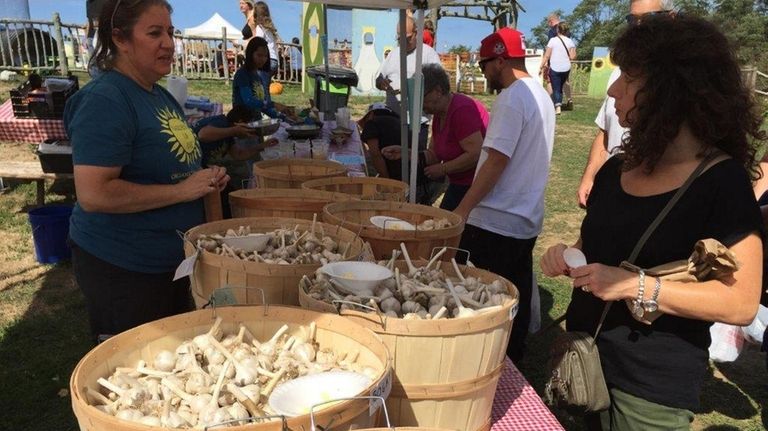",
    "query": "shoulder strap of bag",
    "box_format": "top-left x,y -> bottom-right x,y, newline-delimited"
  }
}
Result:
556,35 -> 569,54
547,152 -> 720,337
